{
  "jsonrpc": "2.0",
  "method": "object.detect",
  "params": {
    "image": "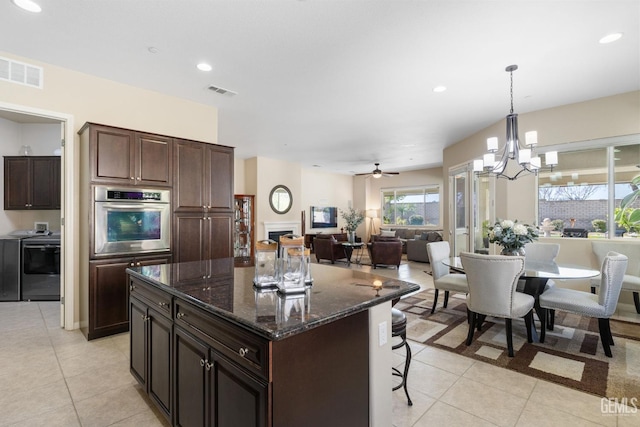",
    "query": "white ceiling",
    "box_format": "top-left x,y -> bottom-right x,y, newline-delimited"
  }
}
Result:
1,0 -> 638,176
